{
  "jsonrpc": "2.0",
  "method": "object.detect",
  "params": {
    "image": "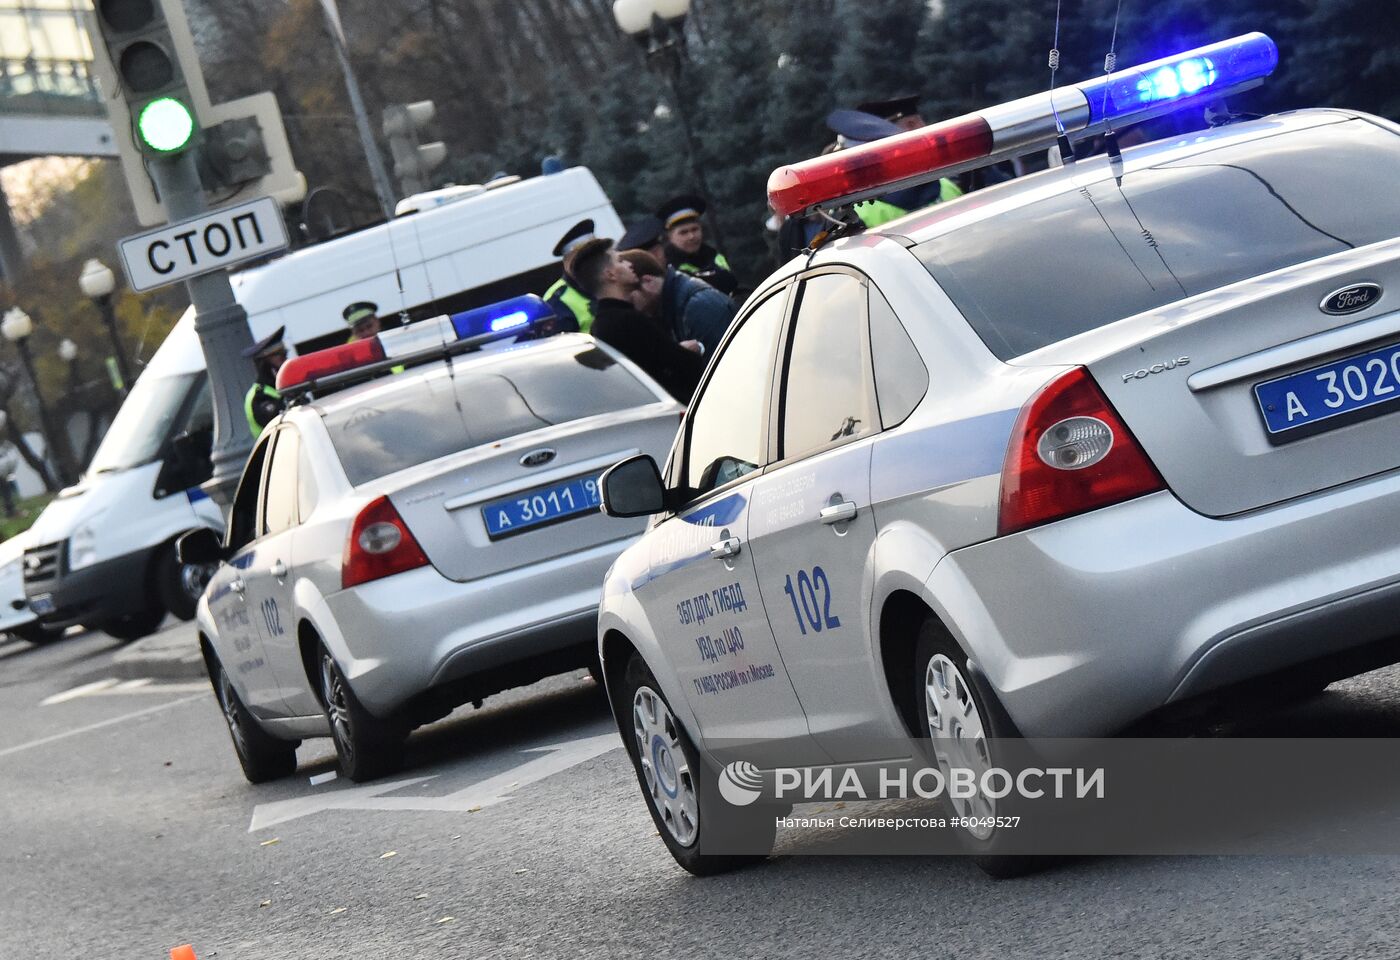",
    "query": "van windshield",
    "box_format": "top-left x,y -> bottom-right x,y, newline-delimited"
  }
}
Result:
87,372 -> 200,474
